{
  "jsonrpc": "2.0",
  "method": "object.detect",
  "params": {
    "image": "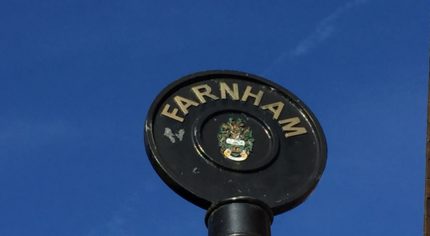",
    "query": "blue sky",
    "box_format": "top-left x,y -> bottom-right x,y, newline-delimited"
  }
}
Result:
0,0 -> 428,235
